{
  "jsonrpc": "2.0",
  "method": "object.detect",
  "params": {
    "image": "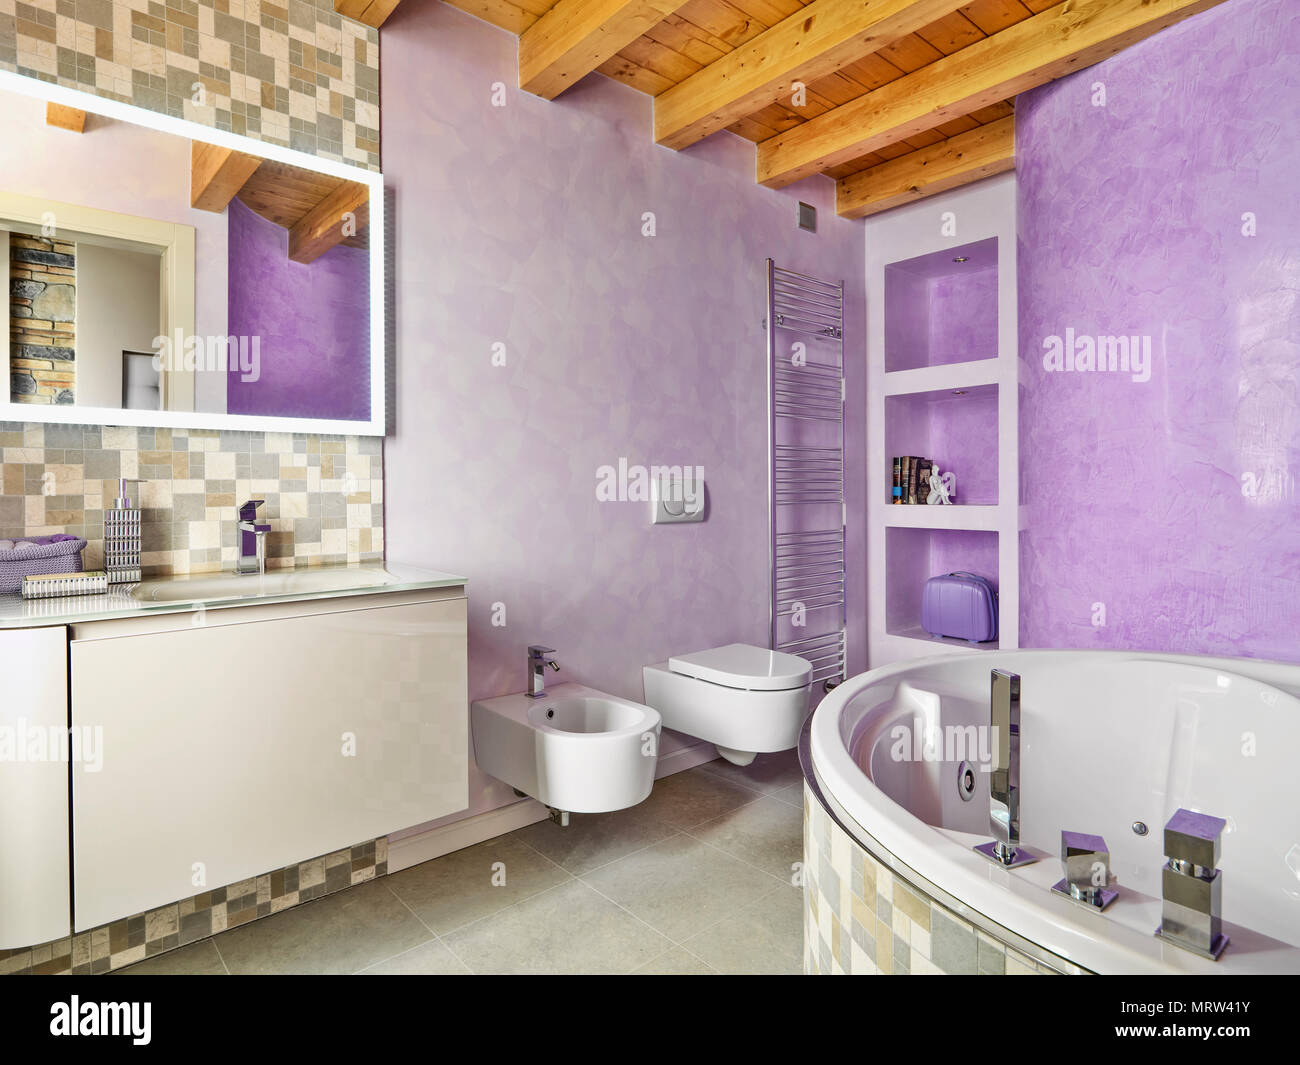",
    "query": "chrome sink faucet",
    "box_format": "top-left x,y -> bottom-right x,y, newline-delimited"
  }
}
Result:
974,669 -> 1037,867
526,645 -> 560,698
237,500 -> 271,575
